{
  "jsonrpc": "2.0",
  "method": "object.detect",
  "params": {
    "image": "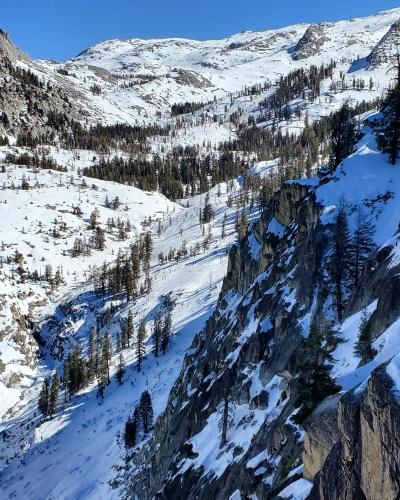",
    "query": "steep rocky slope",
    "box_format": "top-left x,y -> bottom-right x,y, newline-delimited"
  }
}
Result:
0,30 -> 92,137
126,123 -> 400,499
